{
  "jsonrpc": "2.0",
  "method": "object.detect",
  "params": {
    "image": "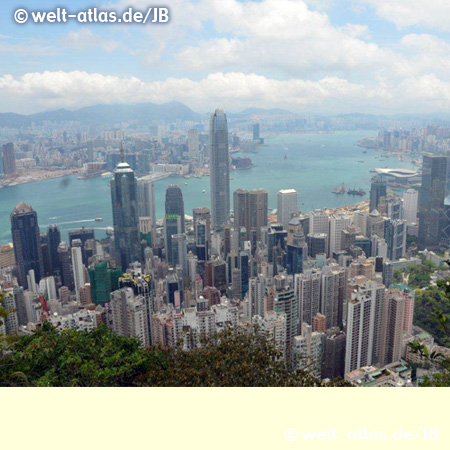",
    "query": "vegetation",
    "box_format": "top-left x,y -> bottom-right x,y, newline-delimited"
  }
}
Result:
0,324 -> 349,387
